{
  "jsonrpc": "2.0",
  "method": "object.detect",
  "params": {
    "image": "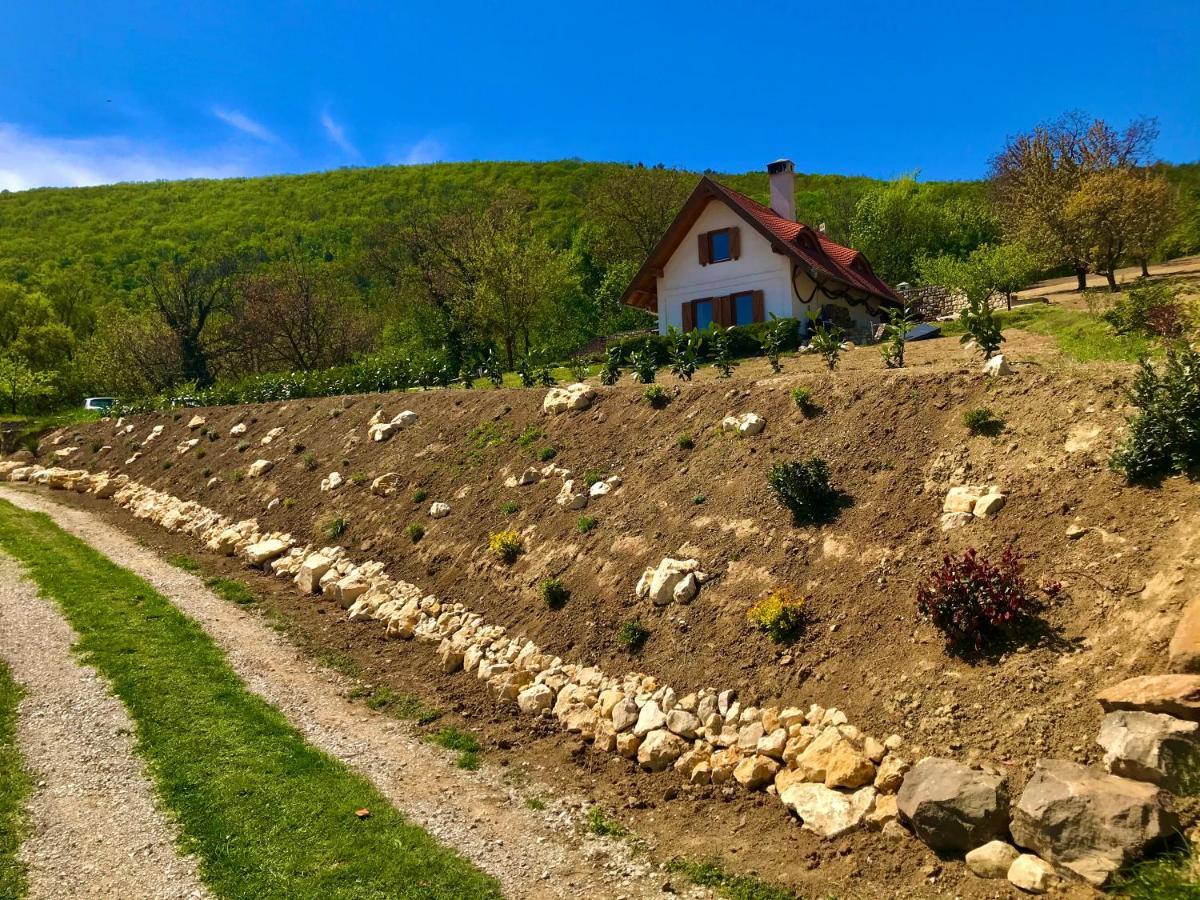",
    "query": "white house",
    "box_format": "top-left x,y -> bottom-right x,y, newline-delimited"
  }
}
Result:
621,160 -> 901,342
